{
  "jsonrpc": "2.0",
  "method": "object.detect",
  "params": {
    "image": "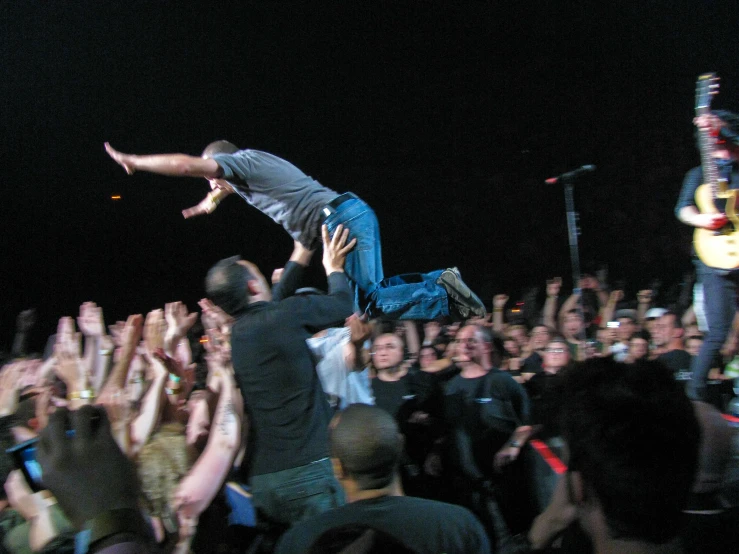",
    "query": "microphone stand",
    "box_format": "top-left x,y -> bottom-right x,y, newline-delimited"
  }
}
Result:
559,174 -> 587,343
